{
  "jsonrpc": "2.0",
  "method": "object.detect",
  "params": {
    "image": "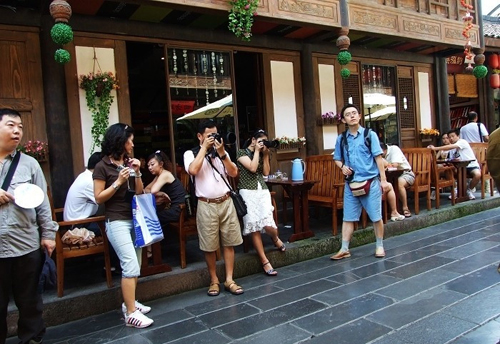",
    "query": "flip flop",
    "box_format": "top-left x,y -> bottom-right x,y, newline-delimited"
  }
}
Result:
262,261 -> 278,276
403,209 -> 412,218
